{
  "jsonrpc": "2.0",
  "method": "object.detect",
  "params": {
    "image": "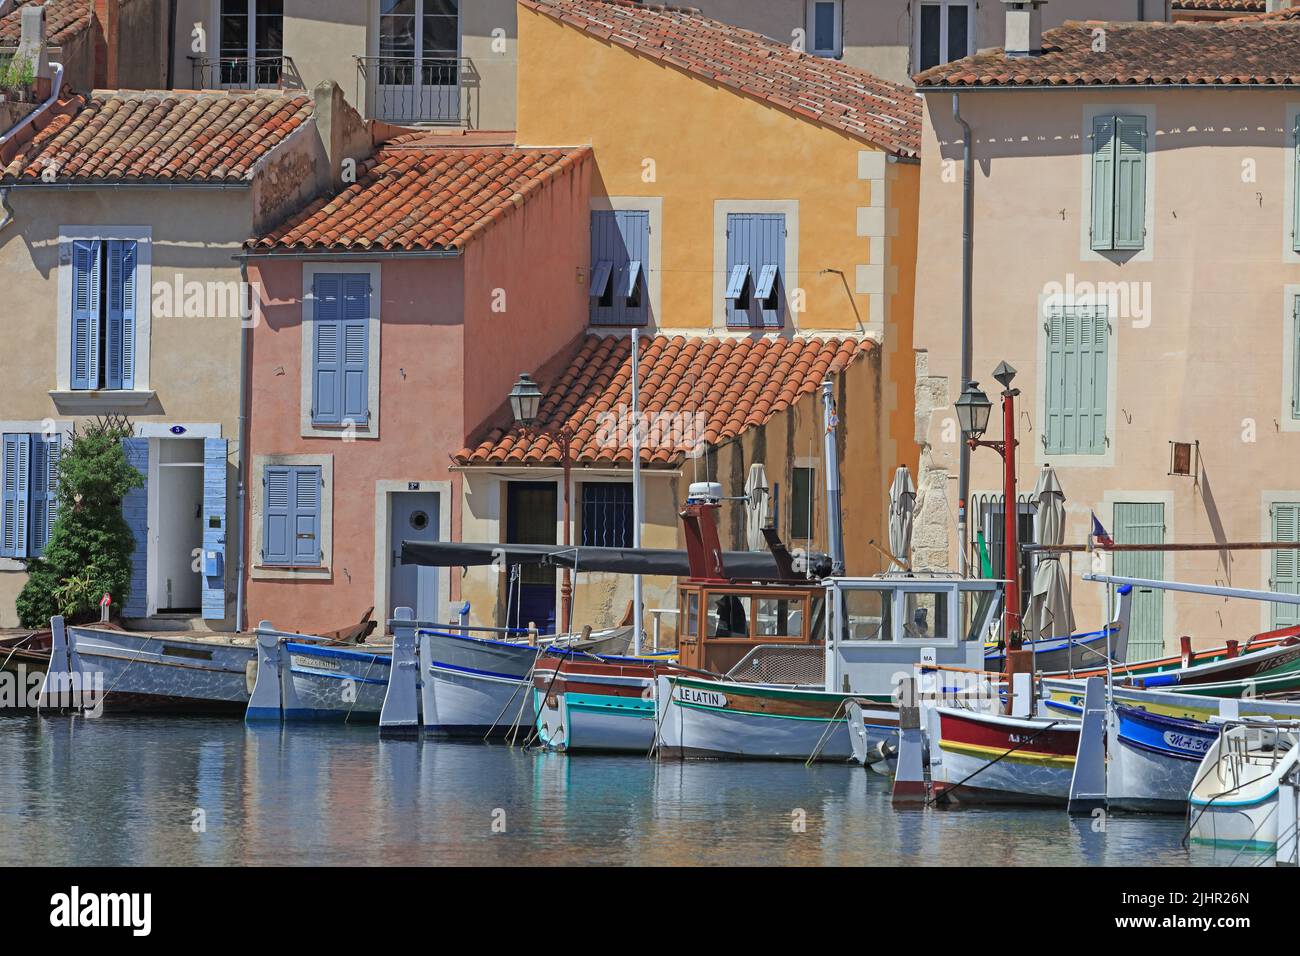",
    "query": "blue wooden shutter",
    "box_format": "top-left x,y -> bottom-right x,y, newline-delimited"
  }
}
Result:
292,466 -> 322,566
104,240 -> 137,390
613,210 -> 648,326
726,214 -> 752,327
201,438 -> 228,620
340,274 -> 370,424
120,437 -> 149,617
1,434 -> 30,559
1114,116 -> 1147,251
1273,504 -> 1300,628
1090,116 -> 1116,252
29,433 -> 60,557
263,465 -> 293,565
755,214 -> 785,328
590,211 -> 624,324
727,214 -> 785,327
71,240 -> 102,390
312,274 -> 343,425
